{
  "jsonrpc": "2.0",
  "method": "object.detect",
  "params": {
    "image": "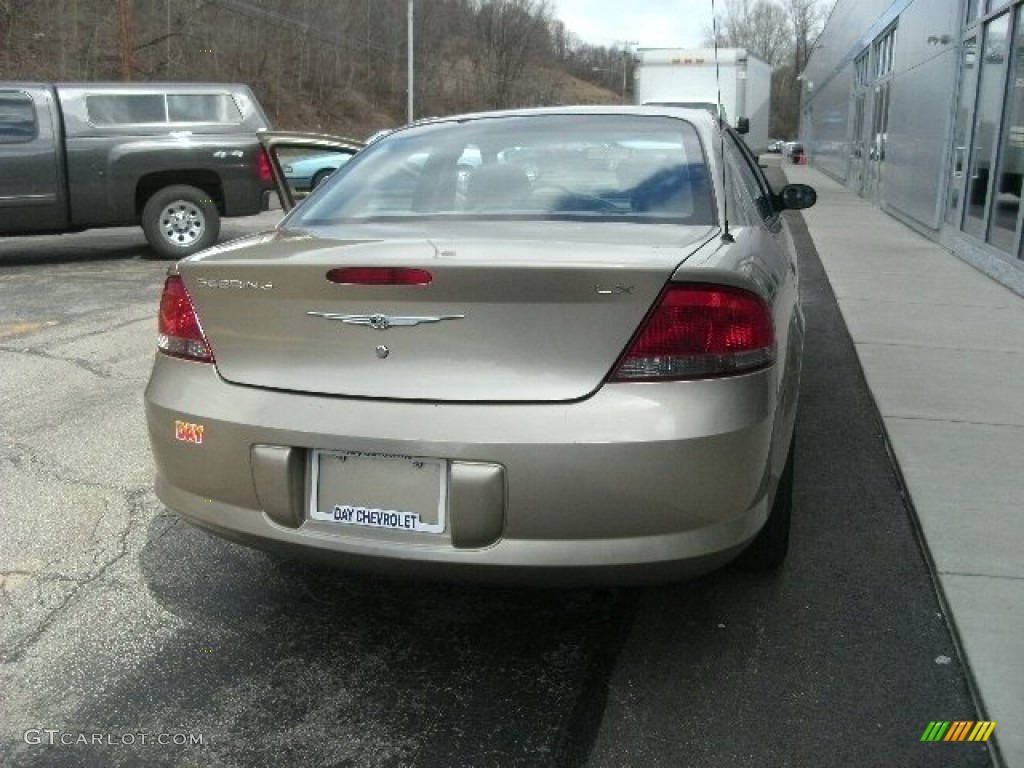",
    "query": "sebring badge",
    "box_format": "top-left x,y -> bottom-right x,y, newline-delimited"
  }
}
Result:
306,312 -> 465,330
